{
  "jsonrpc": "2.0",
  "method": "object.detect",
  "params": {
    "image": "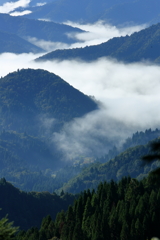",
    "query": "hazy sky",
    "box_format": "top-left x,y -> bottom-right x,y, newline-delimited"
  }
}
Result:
0,21 -> 159,158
